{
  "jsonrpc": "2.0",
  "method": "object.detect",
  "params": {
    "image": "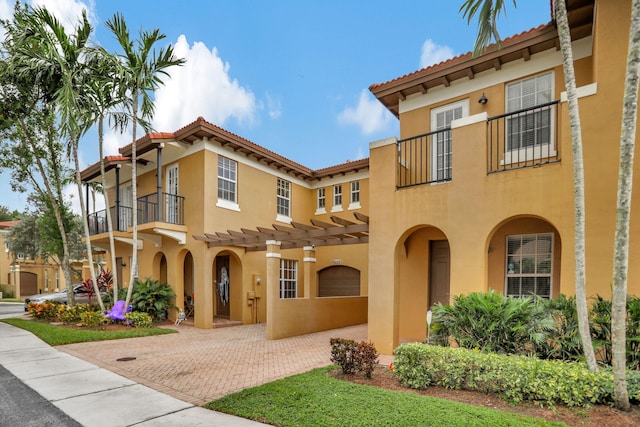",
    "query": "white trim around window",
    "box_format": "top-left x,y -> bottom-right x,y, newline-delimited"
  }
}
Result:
348,180 -> 361,210
315,187 -> 326,215
331,184 -> 343,212
505,233 -> 553,299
